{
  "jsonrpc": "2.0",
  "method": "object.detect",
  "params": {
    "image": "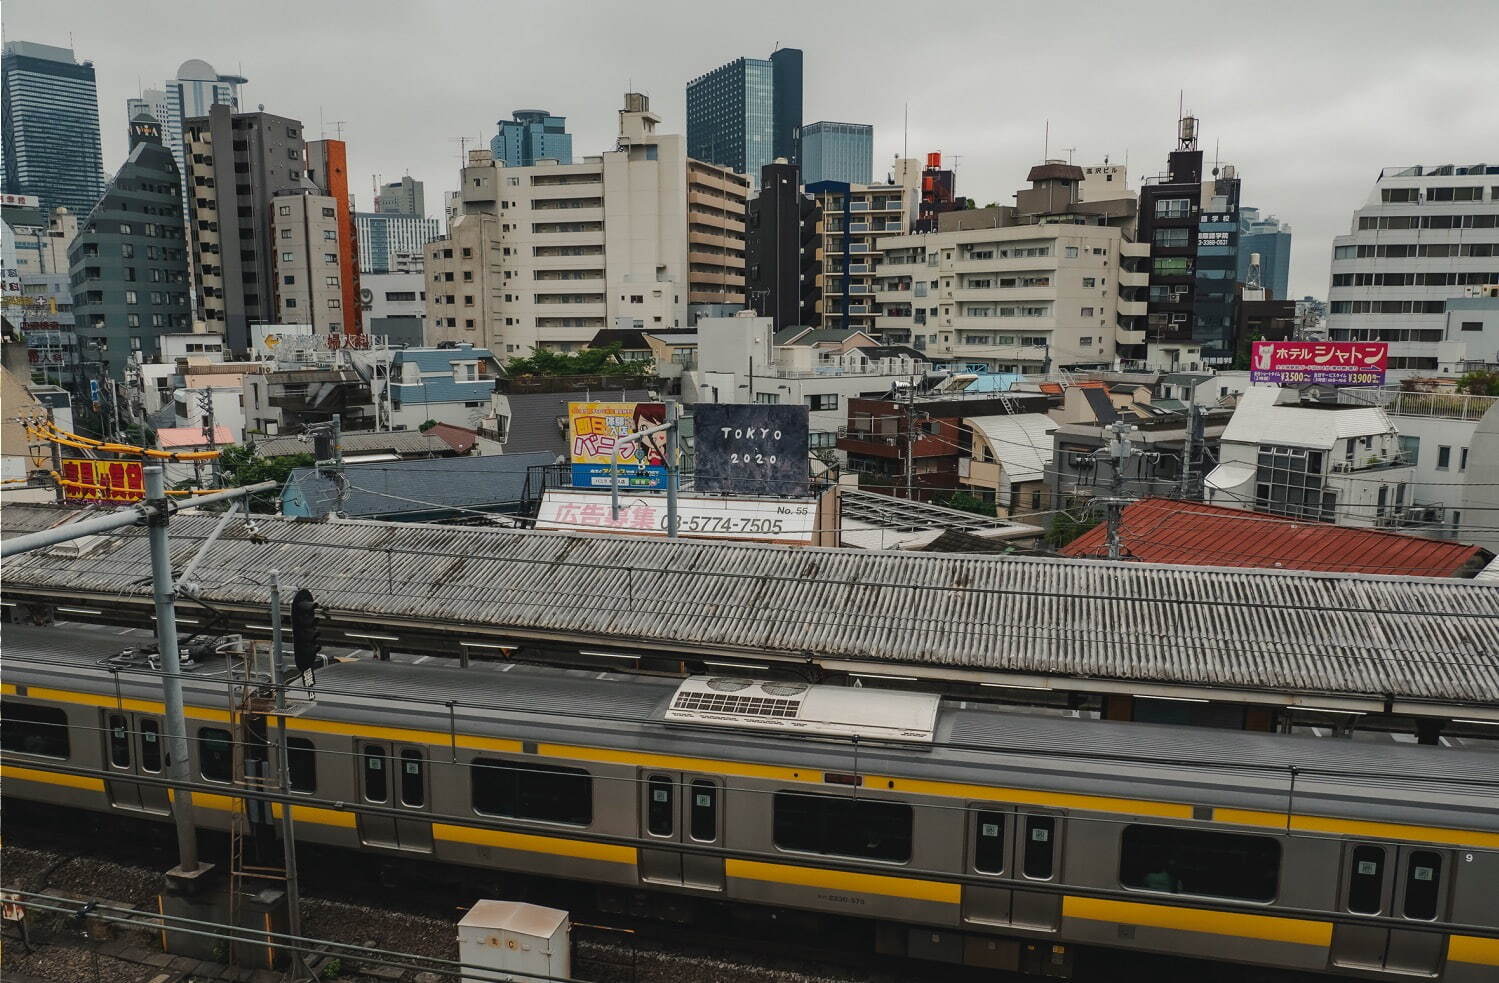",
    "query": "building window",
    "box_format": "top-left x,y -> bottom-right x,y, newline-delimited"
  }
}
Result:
285,298 -> 297,308
281,228 -> 292,239
1437,446 -> 1451,470
125,290 -> 138,304
281,251 -> 294,262
1461,447 -> 1469,471
1081,307 -> 1094,317
287,738 -> 316,793
325,276 -> 339,288
328,299 -> 341,309
283,275 -> 295,285
1119,825 -> 1280,902
322,230 -> 337,241
323,253 -> 337,263
1082,277 -> 1096,288
1461,321 -> 1483,332
278,204 -> 291,216
471,758 -> 592,826
322,207 -> 336,218
807,394 -> 839,411
754,392 -> 780,404
772,791 -> 911,863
